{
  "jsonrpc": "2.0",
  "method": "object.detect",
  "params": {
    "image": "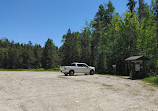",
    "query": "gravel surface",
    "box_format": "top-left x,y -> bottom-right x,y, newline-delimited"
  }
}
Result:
0,71 -> 158,111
